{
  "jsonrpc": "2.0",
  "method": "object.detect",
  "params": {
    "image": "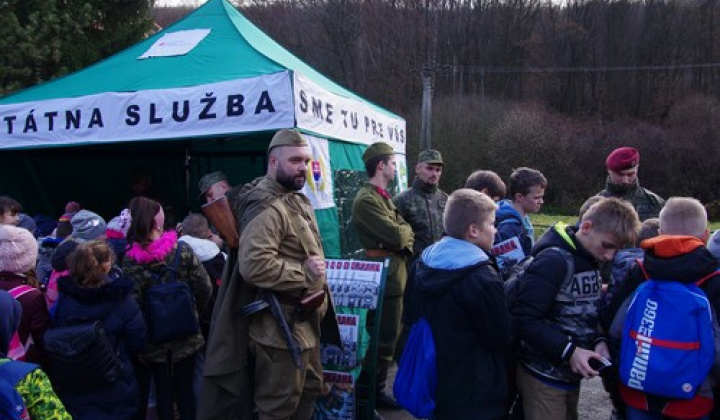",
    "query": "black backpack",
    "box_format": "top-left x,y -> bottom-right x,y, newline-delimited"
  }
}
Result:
144,242 -> 200,343
44,320 -> 123,391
